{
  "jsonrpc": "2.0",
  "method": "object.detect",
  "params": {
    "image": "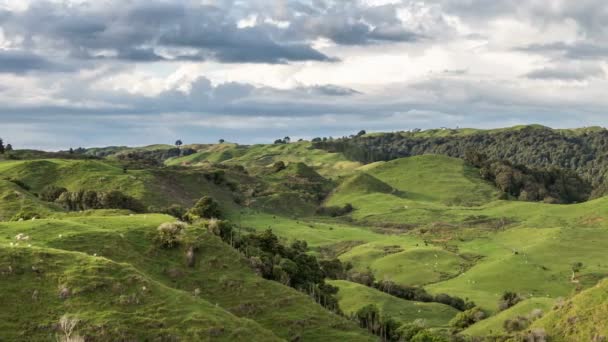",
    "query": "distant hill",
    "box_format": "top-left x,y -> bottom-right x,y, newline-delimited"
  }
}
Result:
313,125 -> 608,195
